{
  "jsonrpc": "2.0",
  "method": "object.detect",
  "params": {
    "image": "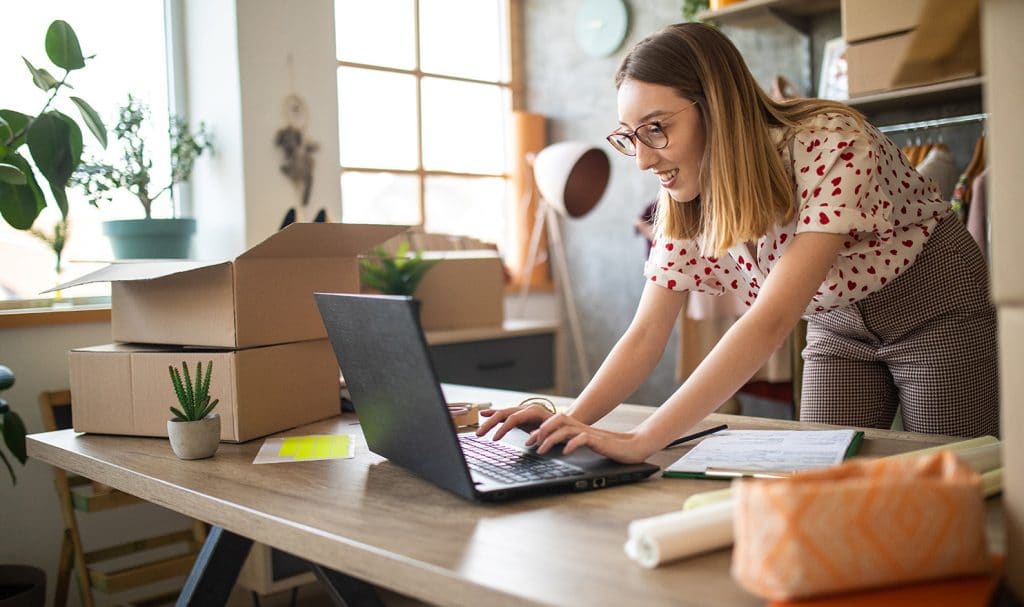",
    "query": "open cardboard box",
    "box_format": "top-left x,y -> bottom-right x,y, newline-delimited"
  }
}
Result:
55,223 -> 406,348
414,250 -> 505,331
69,340 -> 340,442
